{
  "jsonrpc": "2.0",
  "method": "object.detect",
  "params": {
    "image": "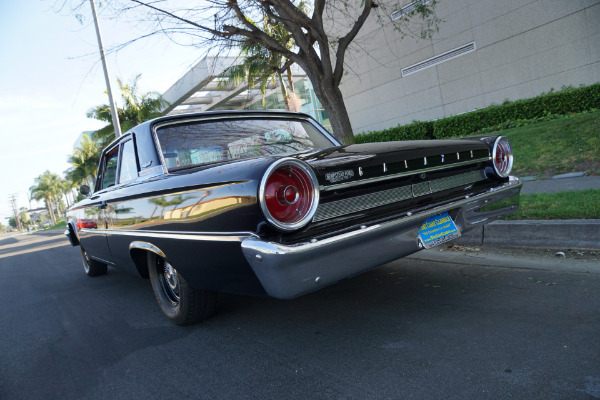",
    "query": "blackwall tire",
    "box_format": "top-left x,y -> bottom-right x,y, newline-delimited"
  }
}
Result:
147,252 -> 217,326
80,247 -> 107,277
